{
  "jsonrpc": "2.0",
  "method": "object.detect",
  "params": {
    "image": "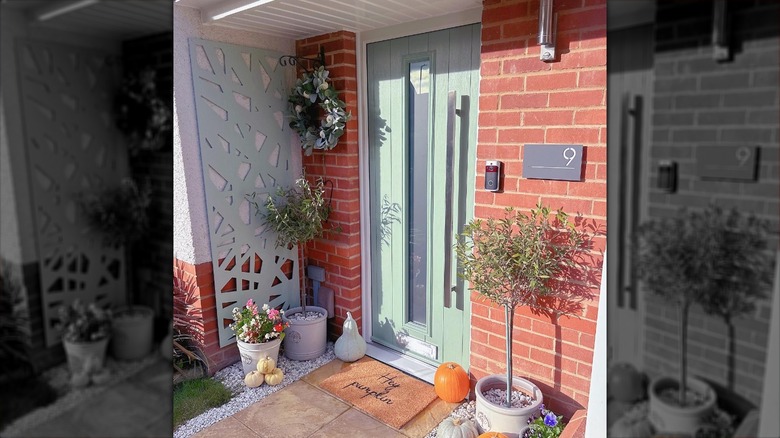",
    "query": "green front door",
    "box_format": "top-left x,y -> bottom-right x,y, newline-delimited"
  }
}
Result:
367,24 -> 480,368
